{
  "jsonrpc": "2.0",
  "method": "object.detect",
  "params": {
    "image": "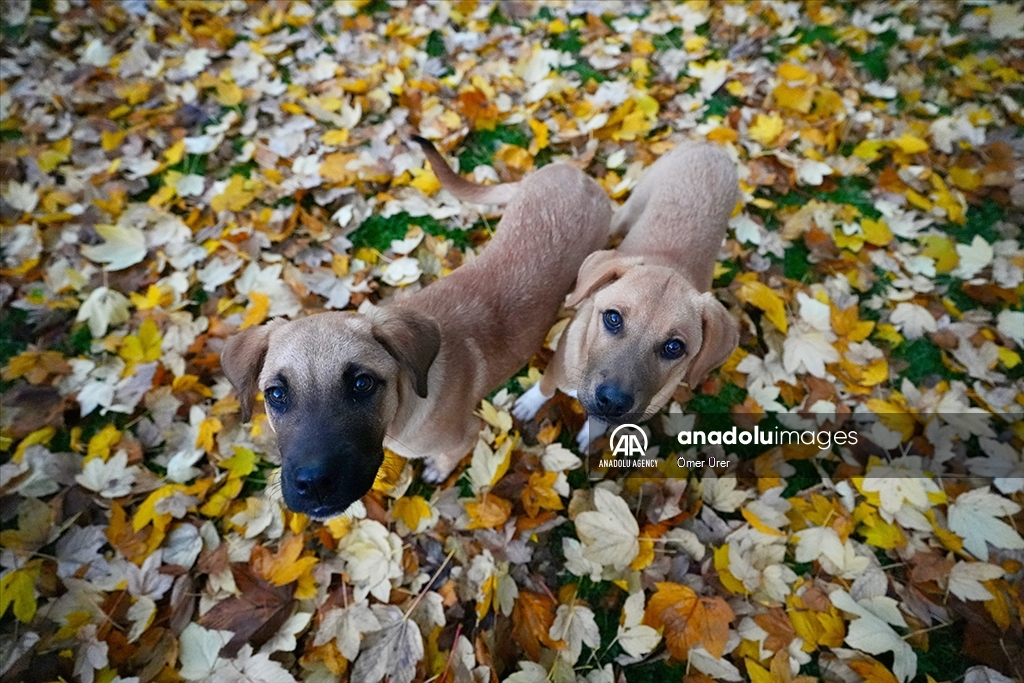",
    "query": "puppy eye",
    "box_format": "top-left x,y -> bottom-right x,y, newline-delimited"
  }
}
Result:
265,386 -> 288,408
353,375 -> 375,393
661,339 -> 686,360
602,310 -> 623,334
